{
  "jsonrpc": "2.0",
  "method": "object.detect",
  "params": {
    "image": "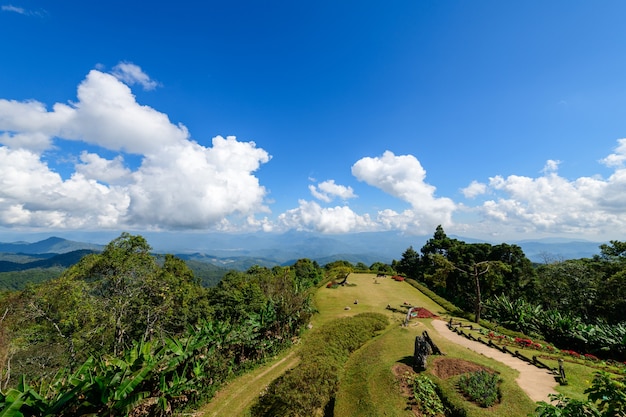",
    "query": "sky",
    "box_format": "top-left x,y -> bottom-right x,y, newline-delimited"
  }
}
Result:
2,1 -> 626,244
